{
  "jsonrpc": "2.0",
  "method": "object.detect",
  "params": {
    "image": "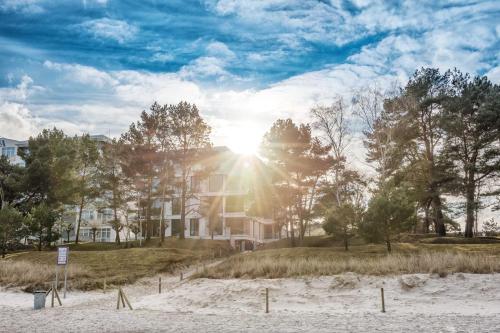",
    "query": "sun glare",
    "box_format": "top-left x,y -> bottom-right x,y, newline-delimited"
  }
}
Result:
227,128 -> 260,156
